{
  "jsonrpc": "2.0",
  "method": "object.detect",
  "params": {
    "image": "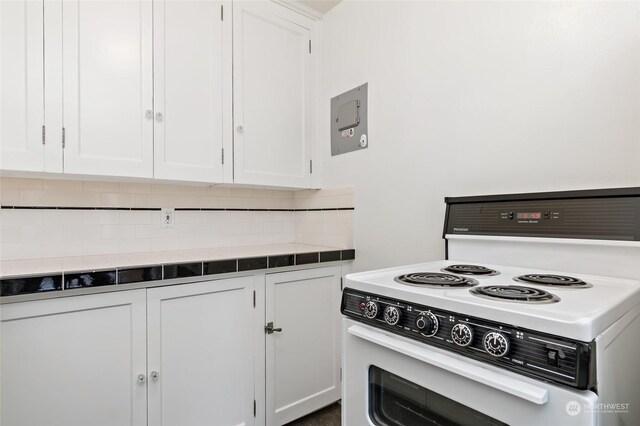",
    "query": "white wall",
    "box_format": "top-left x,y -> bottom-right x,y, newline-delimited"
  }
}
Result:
320,1 -> 640,272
